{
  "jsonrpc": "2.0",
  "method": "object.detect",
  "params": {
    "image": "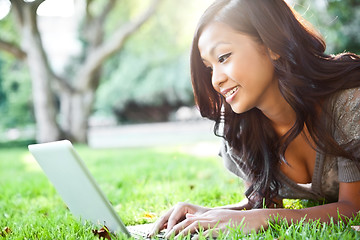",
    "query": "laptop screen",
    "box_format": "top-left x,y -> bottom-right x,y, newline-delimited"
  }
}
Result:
28,140 -> 130,236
